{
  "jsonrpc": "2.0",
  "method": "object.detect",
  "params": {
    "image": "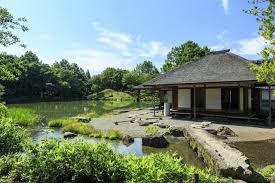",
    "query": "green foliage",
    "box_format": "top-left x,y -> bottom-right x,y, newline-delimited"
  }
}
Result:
260,165 -> 275,182
145,125 -> 159,136
0,103 -> 8,118
89,130 -> 103,138
7,108 -> 41,126
0,118 -> 29,156
245,0 -> 275,85
48,118 -> 76,128
61,122 -> 95,135
103,129 -> 123,140
88,89 -> 134,101
134,60 -> 159,76
0,6 -> 28,47
0,139 -> 221,183
161,41 -> 210,73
